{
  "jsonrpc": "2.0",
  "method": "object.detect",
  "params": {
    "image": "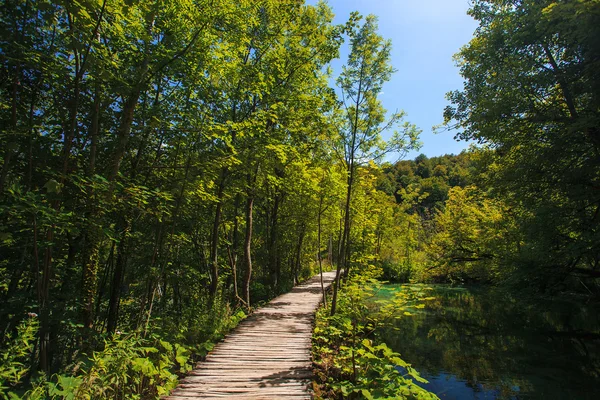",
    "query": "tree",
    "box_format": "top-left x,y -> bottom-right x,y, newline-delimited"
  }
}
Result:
425,186 -> 519,283
0,0 -> 348,379
329,14 -> 420,315
444,0 -> 600,290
